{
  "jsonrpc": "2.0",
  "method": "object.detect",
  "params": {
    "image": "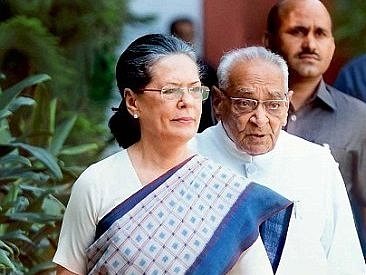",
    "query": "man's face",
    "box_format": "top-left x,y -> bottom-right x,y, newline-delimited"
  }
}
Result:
174,22 -> 195,44
215,59 -> 290,156
269,0 -> 335,80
